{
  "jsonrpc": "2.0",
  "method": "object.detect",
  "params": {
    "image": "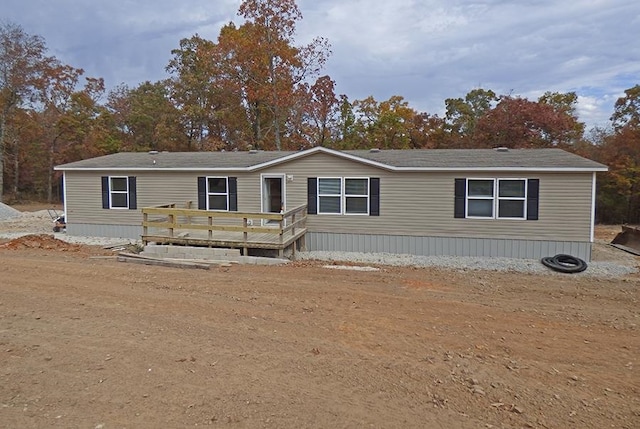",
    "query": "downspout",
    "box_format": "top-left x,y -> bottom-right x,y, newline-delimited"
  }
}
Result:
62,172 -> 68,224
590,171 -> 596,243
